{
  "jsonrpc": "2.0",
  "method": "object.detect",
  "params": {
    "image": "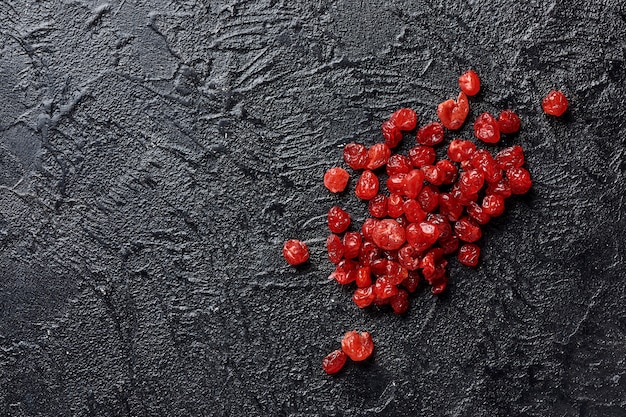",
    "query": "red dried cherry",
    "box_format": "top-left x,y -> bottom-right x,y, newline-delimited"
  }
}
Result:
283,239 -> 309,265
390,289 -> 409,314
486,178 -> 512,199
382,120 -> 403,148
398,244 -> 421,271
439,235 -> 459,255
416,122 -> 445,146
366,143 -> 391,170
458,244 -> 480,267
386,154 -> 412,176
466,202 -> 491,225
374,276 -> 399,299
326,234 -> 344,264
417,185 -> 440,213
506,167 -> 532,194
406,221 -> 440,251
474,112 -> 500,144
447,139 -> 476,162
342,232 -> 362,259
469,150 -> 502,183
386,174 -> 406,195
436,159 -> 458,184
322,349 -> 347,375
437,91 -> 469,130
458,169 -> 484,195
359,240 -> 381,265
361,218 -> 380,242
496,146 -> 525,170
387,193 -> 405,218
355,170 -> 379,200
389,108 -> 417,131
353,285 -> 376,308
403,169 -> 425,199
323,167 -> 350,193
355,267 -> 372,288
408,146 -> 436,167
497,110 -> 521,134
542,90 -> 568,116
368,194 -> 388,218
372,219 -> 406,250
403,199 -> 427,223
341,331 -> 374,361
422,165 -> 444,186
328,206 -> 351,233
402,271 -> 421,293
343,143 -> 368,170
482,194 -> 505,217
439,193 -> 463,222
458,70 -> 481,96
454,217 -> 482,242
